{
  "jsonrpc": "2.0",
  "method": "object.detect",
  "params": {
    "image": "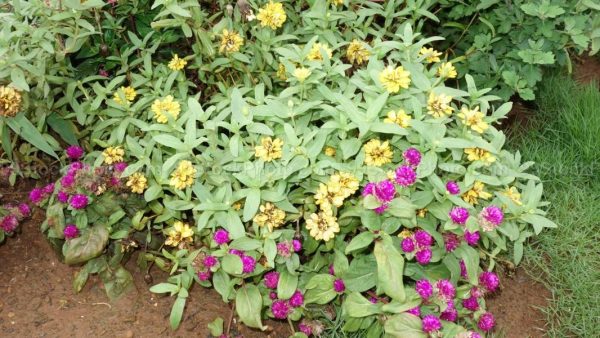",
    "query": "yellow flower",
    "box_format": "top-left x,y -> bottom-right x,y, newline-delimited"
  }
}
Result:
253,202 -> 286,232
330,0 -> 344,5
113,86 -> 136,105
458,106 -> 488,133
255,137 -> 283,161
277,63 -> 287,80
293,67 -> 311,83
437,62 -> 457,79
427,92 -> 454,118
168,54 -> 187,71
151,95 -> 181,123
462,181 -> 492,205
419,47 -> 442,63
314,182 -> 345,211
464,148 -> 496,165
0,85 -> 22,117
219,29 -> 244,54
324,146 -> 336,157
329,172 -> 359,199
126,172 -> 148,194
398,229 -> 413,238
102,146 -> 124,165
305,210 -> 339,242
346,40 -> 370,65
307,42 -> 333,61
232,201 -> 243,210
165,221 -> 194,247
503,186 -> 523,206
416,208 -> 428,218
257,1 -> 286,29
379,65 -> 411,93
363,139 -> 393,167
170,160 -> 197,190
384,109 -> 412,128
